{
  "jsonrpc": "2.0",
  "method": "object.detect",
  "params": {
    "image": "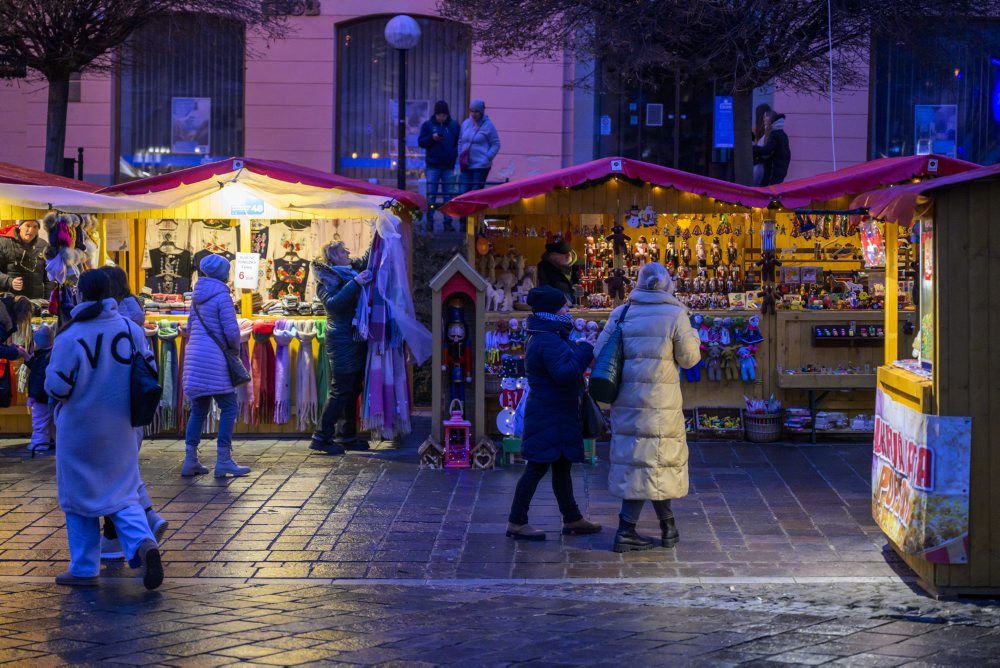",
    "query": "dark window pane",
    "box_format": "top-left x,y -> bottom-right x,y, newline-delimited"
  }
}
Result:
337,16 -> 469,186
118,14 -> 245,182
